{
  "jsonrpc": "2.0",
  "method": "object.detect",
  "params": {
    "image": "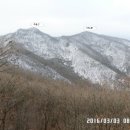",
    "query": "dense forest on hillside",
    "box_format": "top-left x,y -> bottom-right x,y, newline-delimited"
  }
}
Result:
0,70 -> 130,130
0,45 -> 130,130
